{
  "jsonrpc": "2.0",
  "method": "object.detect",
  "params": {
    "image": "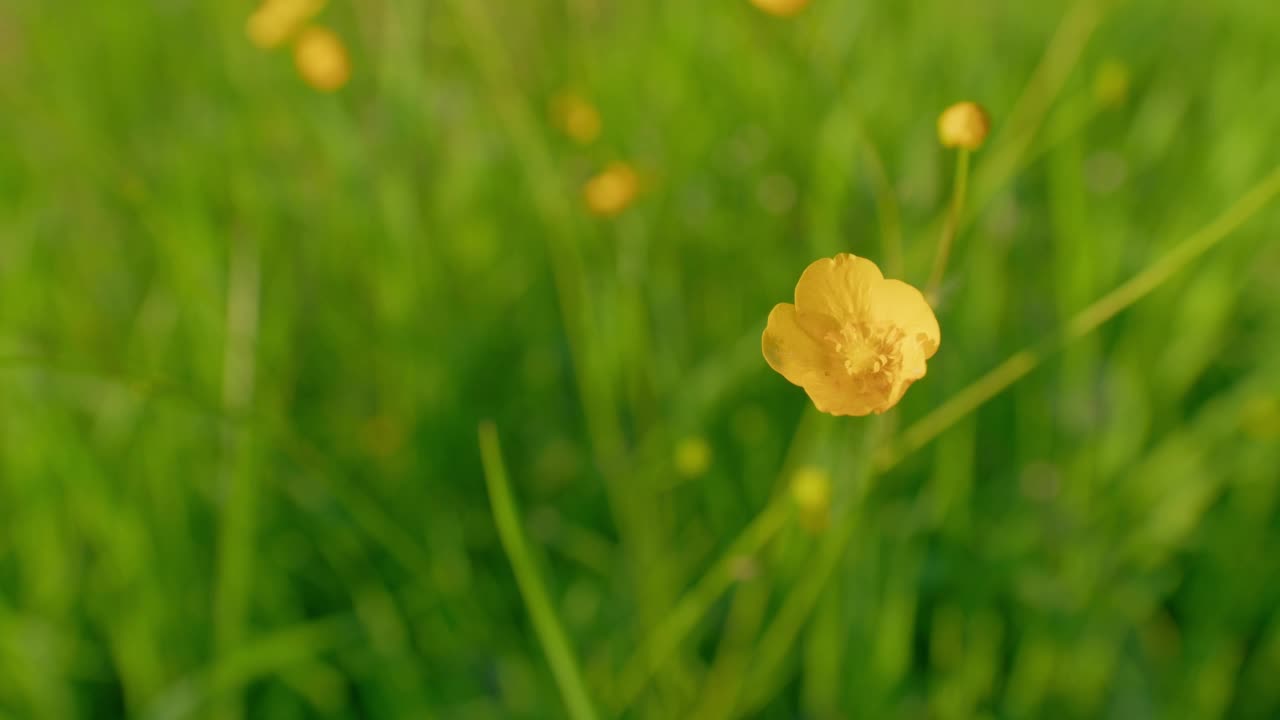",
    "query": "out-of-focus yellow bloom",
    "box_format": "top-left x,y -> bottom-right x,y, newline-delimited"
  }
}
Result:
762,253 -> 940,416
294,26 -> 351,92
750,0 -> 810,17
1093,59 -> 1131,109
674,436 -> 713,478
583,162 -> 640,217
790,465 -> 831,532
937,101 -> 990,150
551,92 -> 602,145
247,0 -> 325,49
